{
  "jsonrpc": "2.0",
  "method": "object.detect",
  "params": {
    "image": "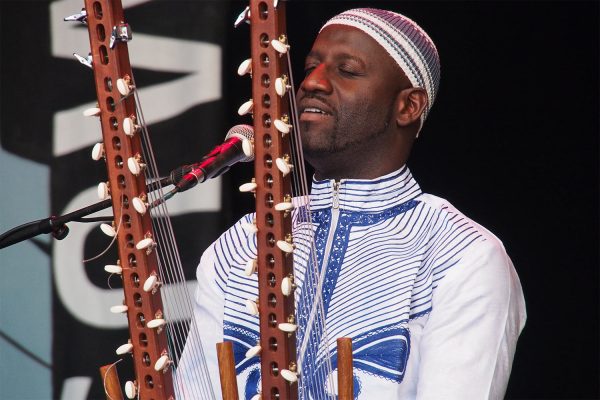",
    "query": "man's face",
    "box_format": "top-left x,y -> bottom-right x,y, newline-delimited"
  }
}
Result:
297,25 -> 407,161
